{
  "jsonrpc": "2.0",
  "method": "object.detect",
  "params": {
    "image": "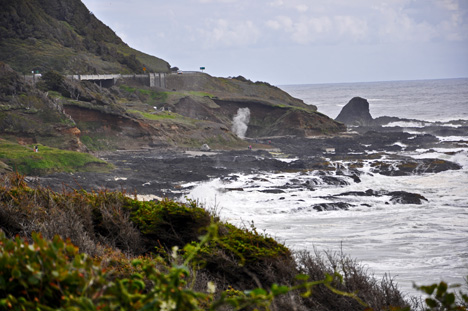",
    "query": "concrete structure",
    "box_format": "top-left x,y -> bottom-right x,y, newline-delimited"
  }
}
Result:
25,71 -> 205,89
67,73 -> 167,88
